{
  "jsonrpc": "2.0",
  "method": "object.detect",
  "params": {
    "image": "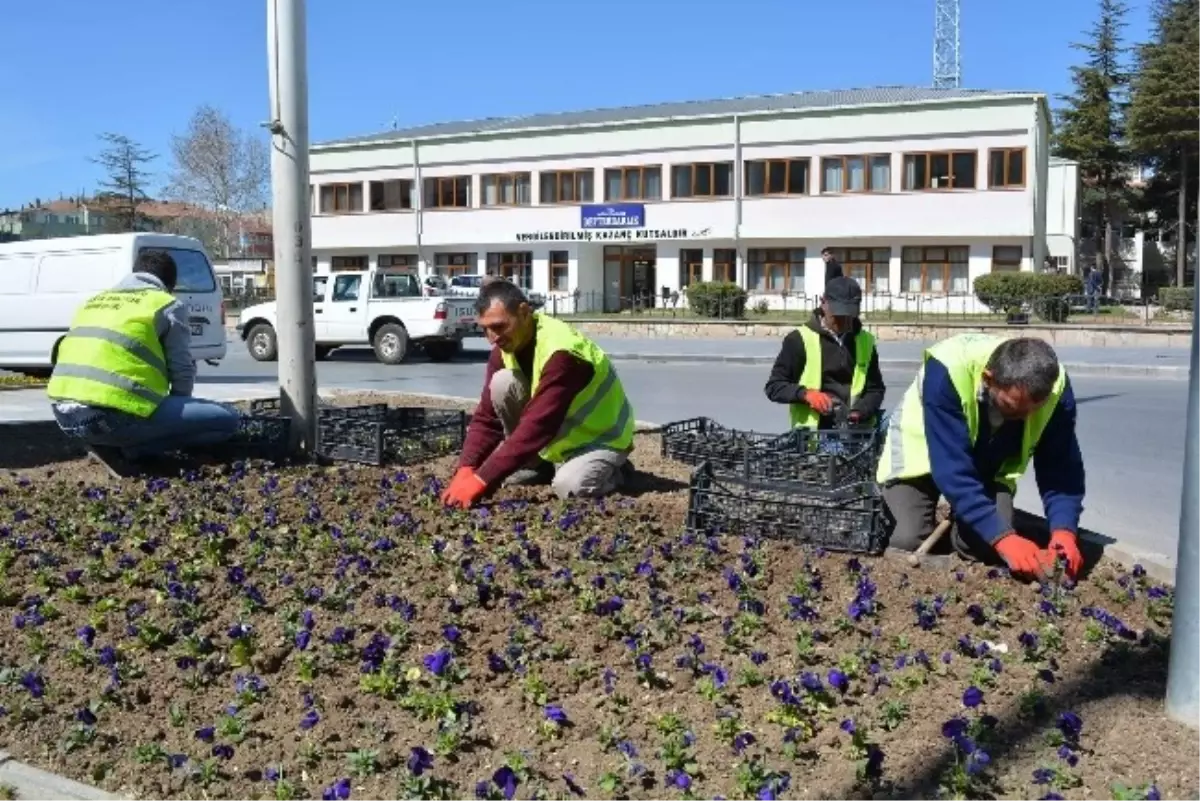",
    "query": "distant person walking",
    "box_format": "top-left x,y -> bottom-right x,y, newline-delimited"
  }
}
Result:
821,247 -> 844,283
1085,266 -> 1103,313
